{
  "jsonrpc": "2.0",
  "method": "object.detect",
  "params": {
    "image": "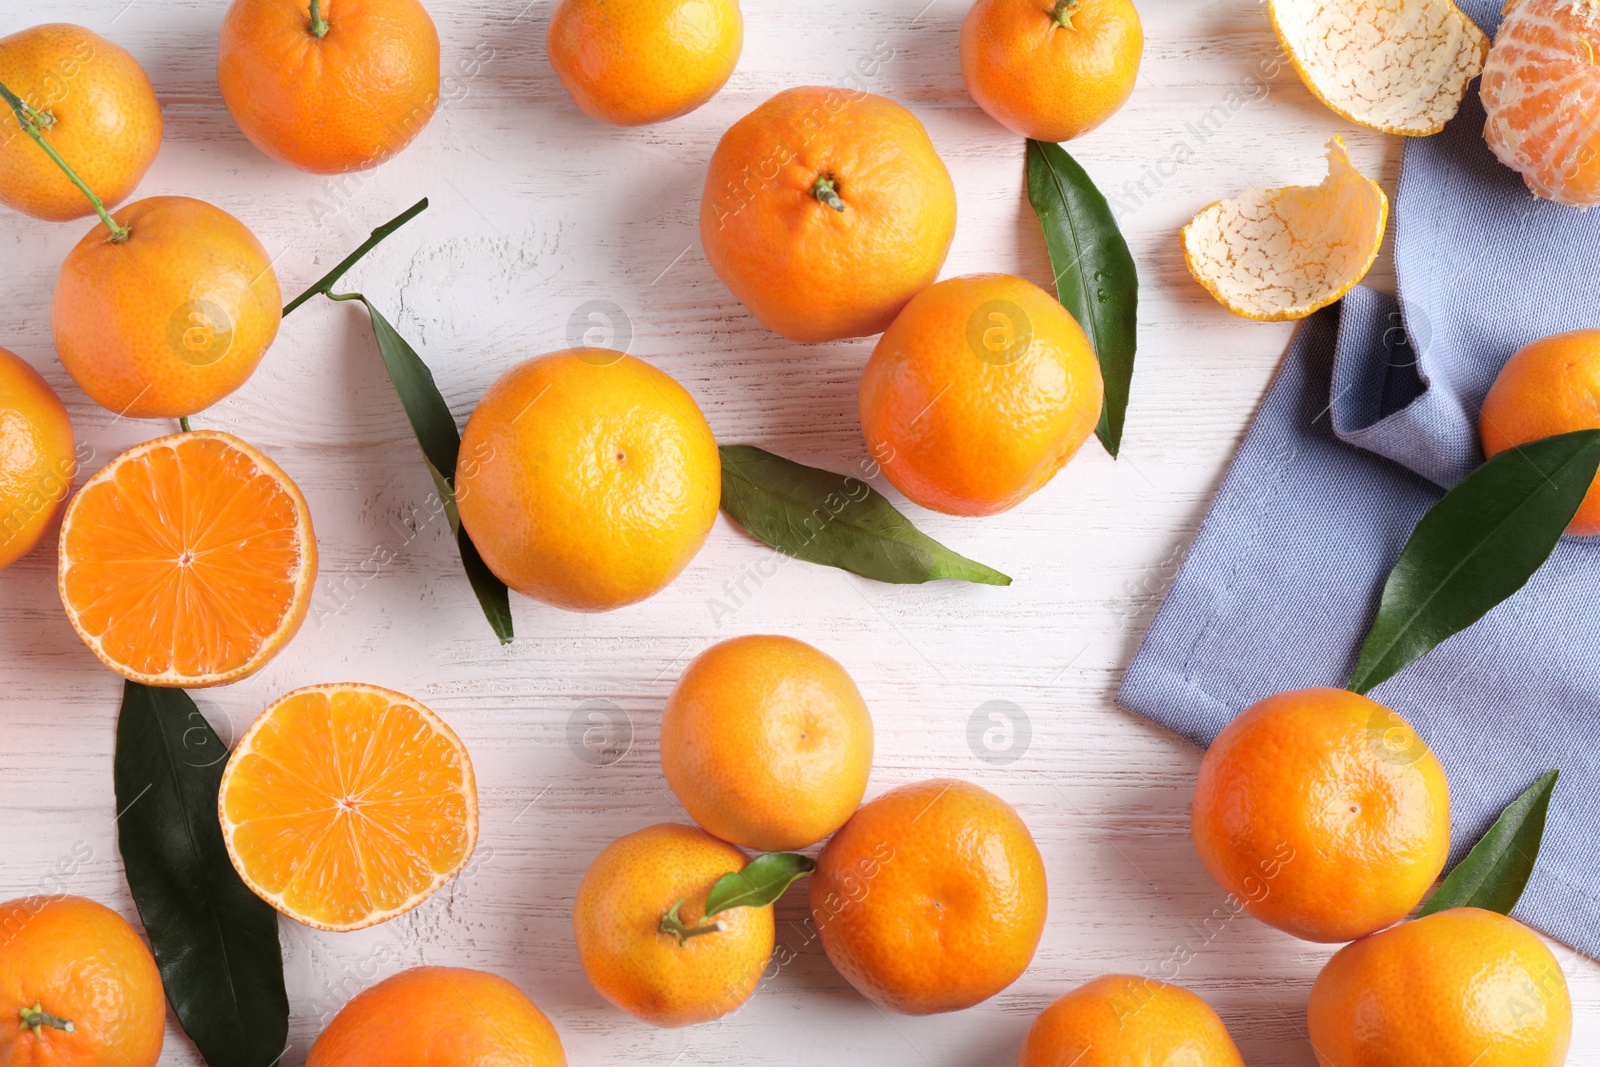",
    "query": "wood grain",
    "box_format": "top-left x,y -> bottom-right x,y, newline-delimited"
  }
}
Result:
0,1 -> 1591,1064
